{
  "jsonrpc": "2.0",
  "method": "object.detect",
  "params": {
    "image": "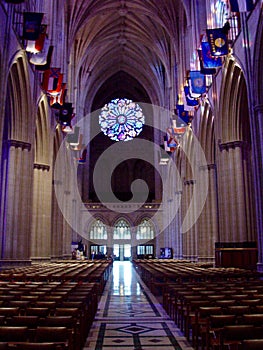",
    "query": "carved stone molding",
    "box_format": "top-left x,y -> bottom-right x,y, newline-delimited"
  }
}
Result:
7,139 -> 31,151
34,163 -> 50,171
199,163 -> 216,171
184,179 -> 196,186
175,190 -> 183,195
218,140 -> 249,152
